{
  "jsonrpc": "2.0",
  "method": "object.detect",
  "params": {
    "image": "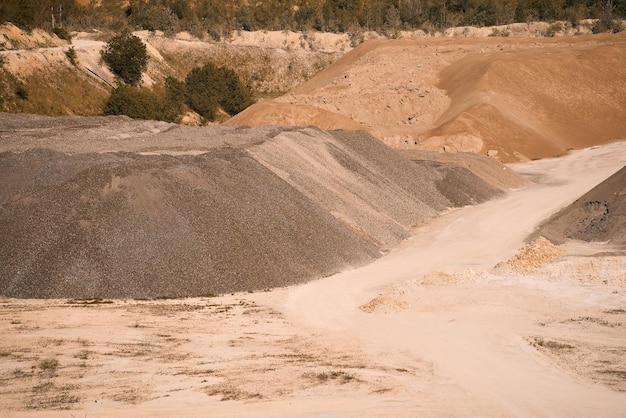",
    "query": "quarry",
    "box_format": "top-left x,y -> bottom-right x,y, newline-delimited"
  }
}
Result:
0,20 -> 625,417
